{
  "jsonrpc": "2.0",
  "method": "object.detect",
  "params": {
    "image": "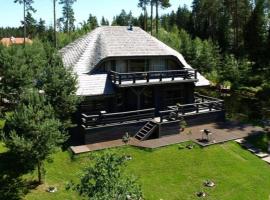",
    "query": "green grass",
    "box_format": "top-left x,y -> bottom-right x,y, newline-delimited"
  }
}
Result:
2,142 -> 270,200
